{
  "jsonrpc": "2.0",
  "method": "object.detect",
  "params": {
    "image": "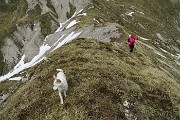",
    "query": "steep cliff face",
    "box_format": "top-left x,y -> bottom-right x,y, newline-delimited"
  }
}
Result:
0,0 -> 86,74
